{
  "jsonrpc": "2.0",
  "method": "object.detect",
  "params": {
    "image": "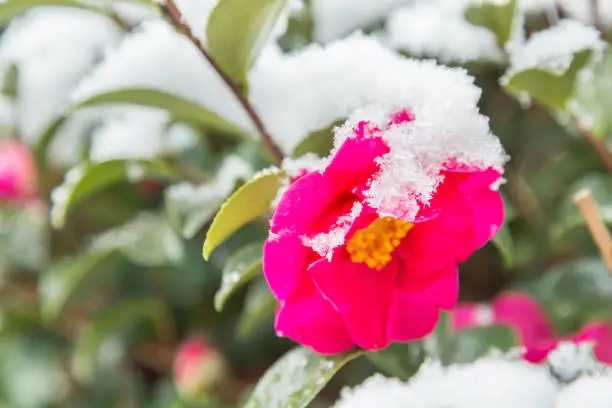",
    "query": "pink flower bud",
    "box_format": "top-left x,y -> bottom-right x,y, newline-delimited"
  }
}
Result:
0,140 -> 36,203
173,337 -> 227,399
